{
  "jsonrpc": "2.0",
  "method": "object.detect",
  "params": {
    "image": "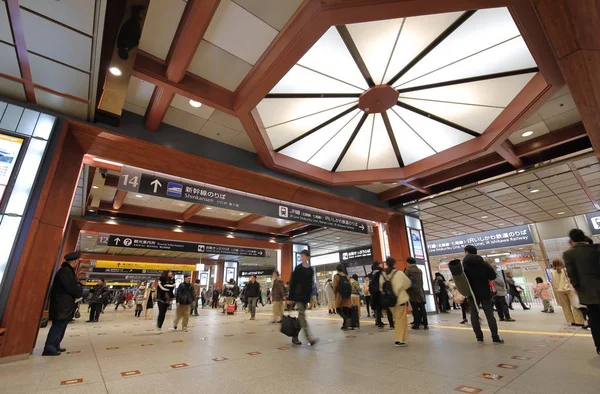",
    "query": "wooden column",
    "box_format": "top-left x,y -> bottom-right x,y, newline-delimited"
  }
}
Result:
0,126 -> 84,359
386,214 -> 411,271
532,0 -> 600,158
280,243 -> 293,283
216,261 -> 224,289
371,224 -> 385,263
